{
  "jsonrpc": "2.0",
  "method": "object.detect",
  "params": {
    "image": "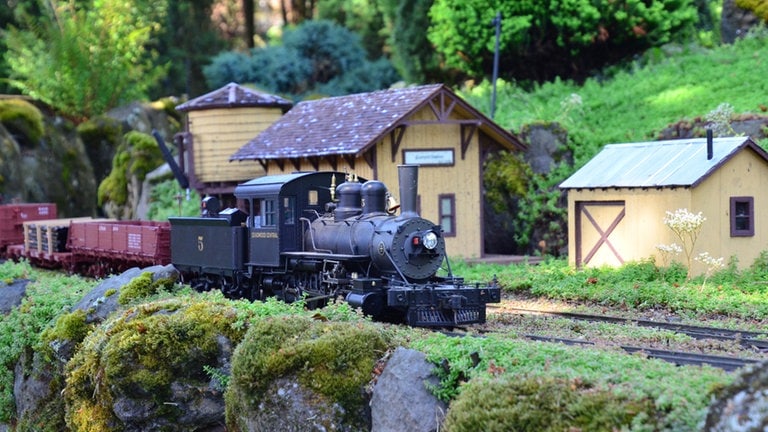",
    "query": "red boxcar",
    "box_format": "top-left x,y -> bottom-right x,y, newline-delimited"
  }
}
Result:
0,203 -> 57,254
68,220 -> 171,270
